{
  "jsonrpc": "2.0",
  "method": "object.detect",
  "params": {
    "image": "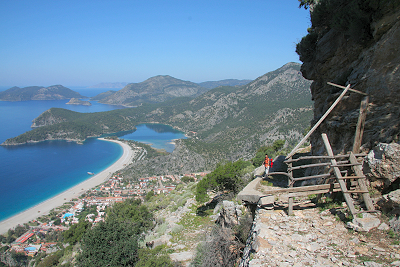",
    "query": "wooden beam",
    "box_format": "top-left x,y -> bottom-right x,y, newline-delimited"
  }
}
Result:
349,152 -> 375,211
327,82 -> 368,96
262,183 -> 341,194
289,162 -> 331,170
353,96 -> 369,154
289,187 -> 342,197
322,133 -> 357,215
286,84 -> 351,159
